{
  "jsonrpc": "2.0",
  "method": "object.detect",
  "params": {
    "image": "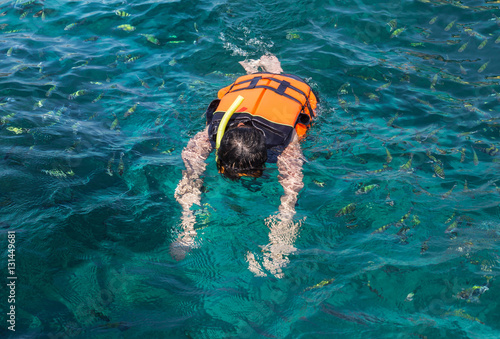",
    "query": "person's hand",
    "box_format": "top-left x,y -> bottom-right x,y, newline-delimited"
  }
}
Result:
170,211 -> 197,261
239,59 -> 261,74
258,54 -> 283,74
239,54 -> 283,75
246,215 -> 304,278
